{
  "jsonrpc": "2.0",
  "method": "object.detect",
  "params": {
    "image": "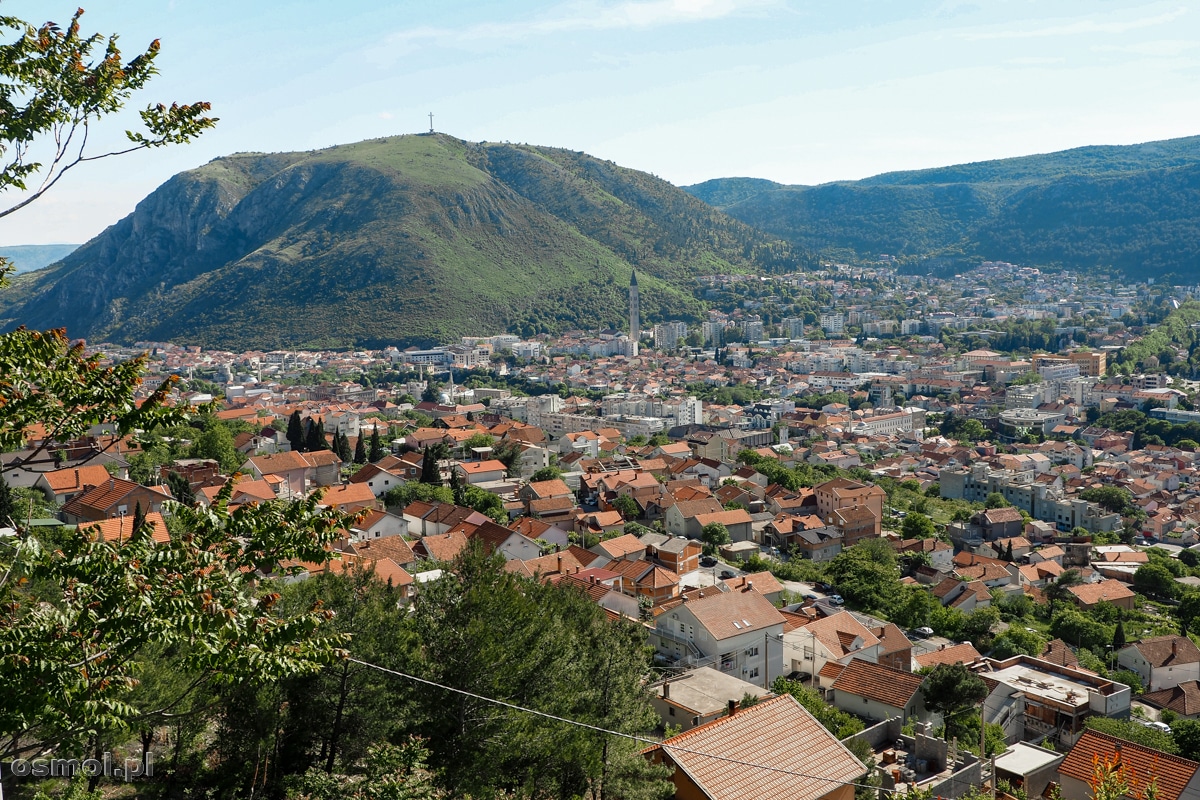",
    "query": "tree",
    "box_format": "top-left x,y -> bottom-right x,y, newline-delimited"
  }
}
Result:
530,465 -> 563,483
1079,486 -> 1135,515
0,475 -> 15,526
825,541 -> 902,615
984,492 -> 1009,509
1085,716 -> 1178,754
353,433 -> 367,465
166,469 -> 196,506
305,418 -> 323,452
1173,719 -> 1200,762
1180,591 -> 1200,635
701,522 -> 730,555
1004,540 -> 1014,562
900,512 -> 936,540
611,494 -> 639,521
1044,568 -> 1084,616
990,626 -> 1045,659
1112,619 -> 1126,650
0,8 -> 216,219
287,410 -> 305,453
384,482 -> 454,510
369,425 -> 385,463
922,663 -> 987,741
1133,562 -> 1178,600
192,421 -> 244,473
421,382 -> 441,403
